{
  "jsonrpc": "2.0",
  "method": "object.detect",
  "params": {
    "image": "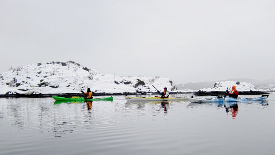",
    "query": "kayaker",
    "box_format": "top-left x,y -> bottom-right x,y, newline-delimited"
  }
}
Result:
228,85 -> 239,99
159,87 -> 169,98
82,88 -> 93,99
